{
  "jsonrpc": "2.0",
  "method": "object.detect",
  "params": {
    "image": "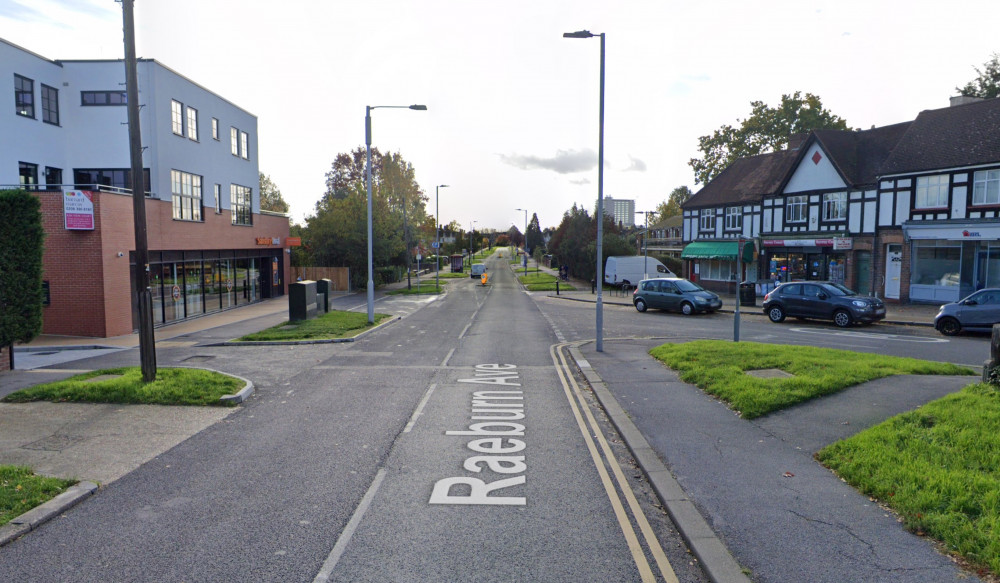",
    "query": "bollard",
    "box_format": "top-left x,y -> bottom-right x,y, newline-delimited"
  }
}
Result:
556,281 -> 560,295
984,324 -> 1000,385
